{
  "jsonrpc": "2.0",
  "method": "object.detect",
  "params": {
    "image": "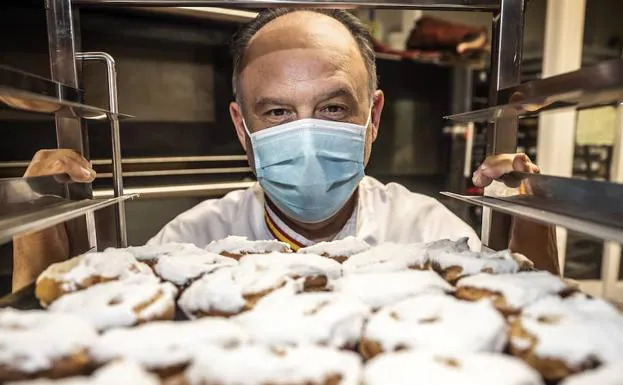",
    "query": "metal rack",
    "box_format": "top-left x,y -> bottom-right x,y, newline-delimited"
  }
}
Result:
1,0 -> 622,289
